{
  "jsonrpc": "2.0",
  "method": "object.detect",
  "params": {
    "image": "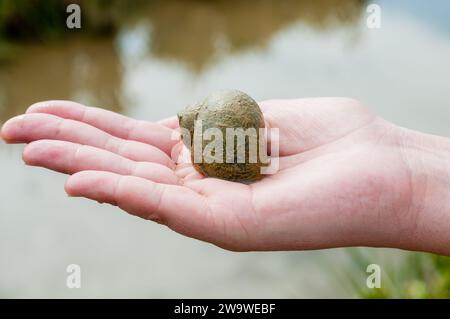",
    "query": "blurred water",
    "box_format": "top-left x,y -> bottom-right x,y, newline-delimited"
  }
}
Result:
0,0 -> 449,298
